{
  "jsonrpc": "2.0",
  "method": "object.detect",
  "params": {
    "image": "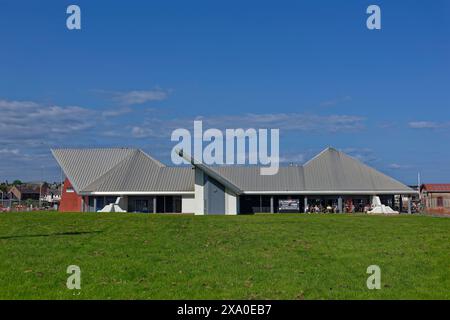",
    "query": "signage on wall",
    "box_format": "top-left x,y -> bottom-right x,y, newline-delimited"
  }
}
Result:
278,199 -> 299,212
